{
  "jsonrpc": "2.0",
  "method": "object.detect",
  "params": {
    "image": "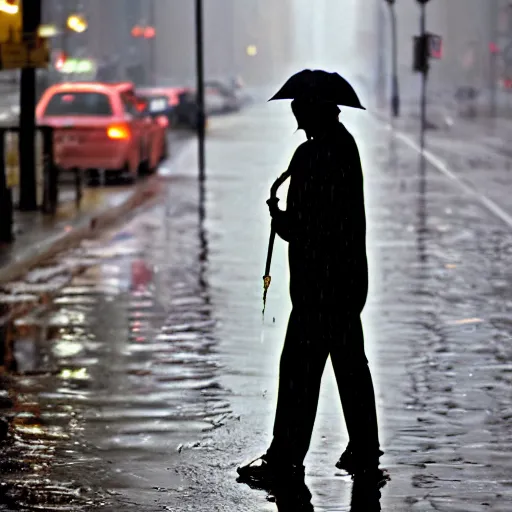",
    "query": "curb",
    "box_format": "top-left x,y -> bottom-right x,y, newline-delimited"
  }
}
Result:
0,176 -> 163,286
